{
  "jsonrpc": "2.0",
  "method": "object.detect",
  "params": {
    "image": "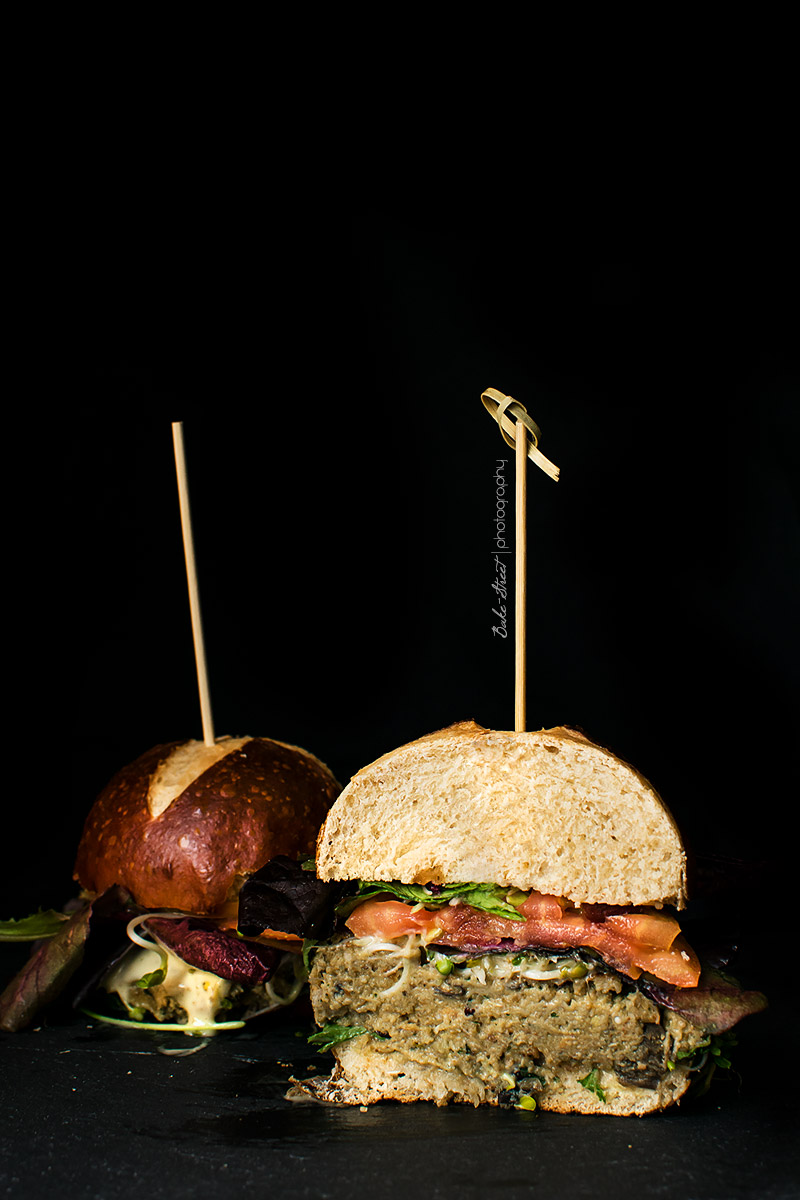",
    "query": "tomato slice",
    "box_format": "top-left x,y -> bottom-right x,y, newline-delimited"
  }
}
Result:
603,911 -> 680,951
519,892 -> 568,921
345,892 -> 700,988
627,937 -> 701,987
347,900 -> 438,940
